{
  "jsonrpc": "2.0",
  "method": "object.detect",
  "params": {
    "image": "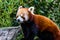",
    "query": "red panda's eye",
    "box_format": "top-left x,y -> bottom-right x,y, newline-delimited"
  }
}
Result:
21,16 -> 24,18
21,16 -> 25,19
